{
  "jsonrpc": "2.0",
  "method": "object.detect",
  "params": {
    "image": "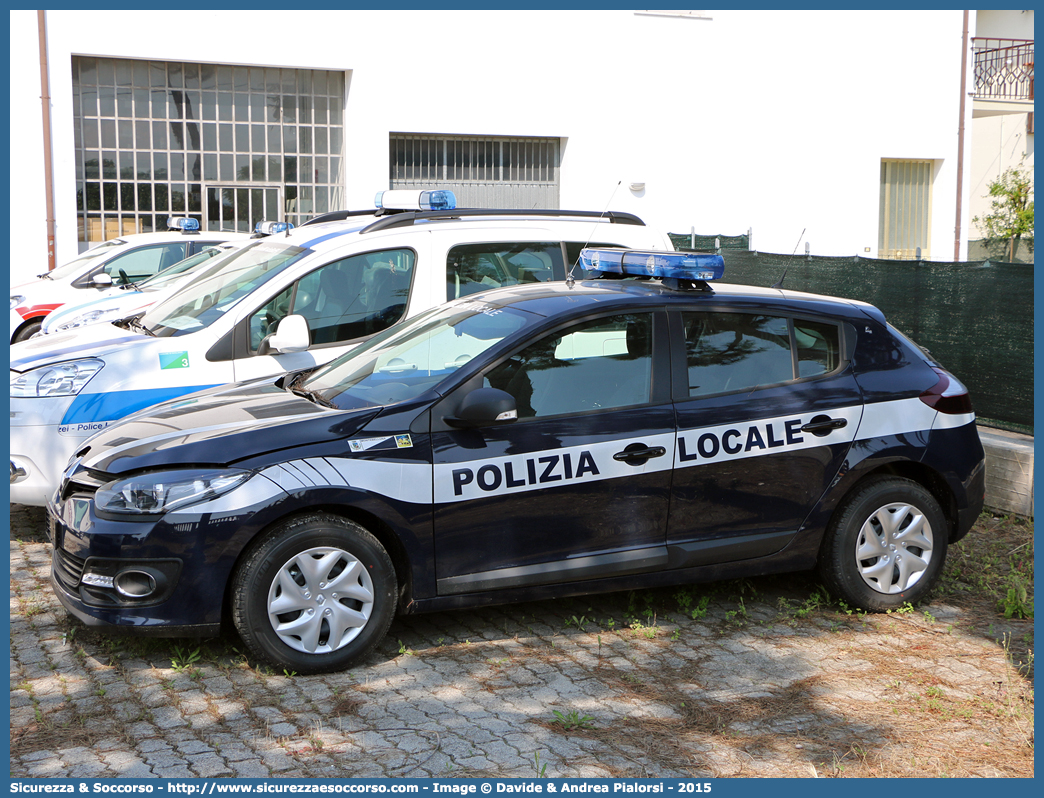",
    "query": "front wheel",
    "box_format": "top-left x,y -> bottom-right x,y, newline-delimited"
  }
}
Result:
13,319 -> 42,343
818,477 -> 948,611
231,513 -> 397,674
